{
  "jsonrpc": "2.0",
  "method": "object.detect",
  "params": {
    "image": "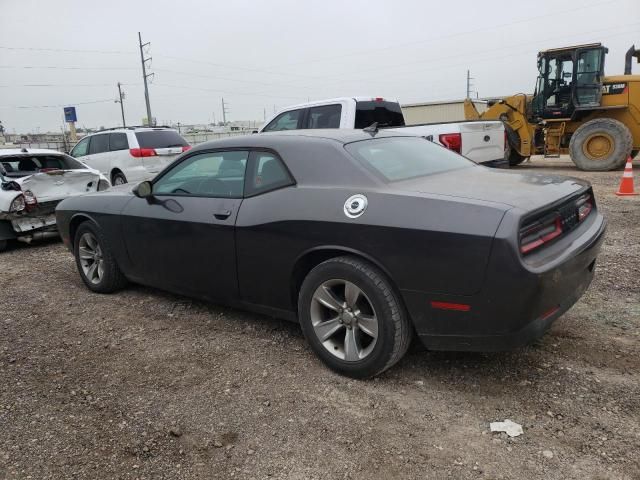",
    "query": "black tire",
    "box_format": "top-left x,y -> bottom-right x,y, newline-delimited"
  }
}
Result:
507,148 -> 528,166
112,171 -> 128,185
569,118 -> 632,171
0,240 -> 7,253
504,124 -> 528,166
73,222 -> 127,293
298,256 -> 413,379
